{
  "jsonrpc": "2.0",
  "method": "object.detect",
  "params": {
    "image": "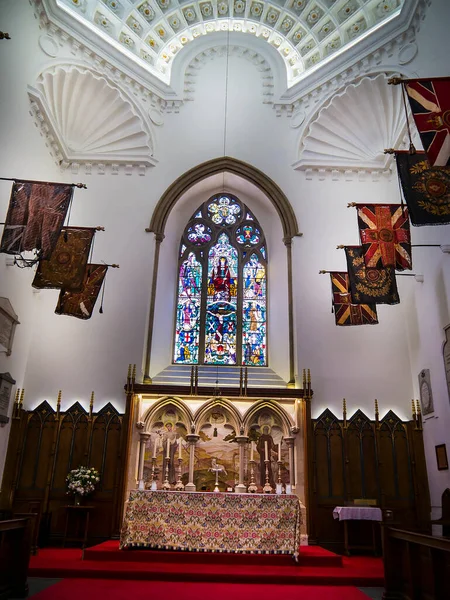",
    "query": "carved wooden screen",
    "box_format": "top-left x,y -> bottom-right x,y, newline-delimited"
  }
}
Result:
1,400 -> 125,543
346,409 -> 378,500
309,407 -> 425,548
